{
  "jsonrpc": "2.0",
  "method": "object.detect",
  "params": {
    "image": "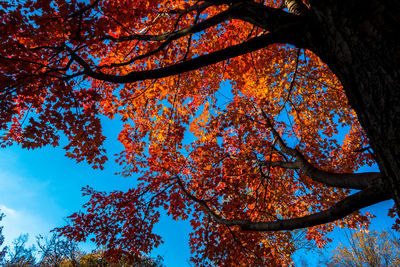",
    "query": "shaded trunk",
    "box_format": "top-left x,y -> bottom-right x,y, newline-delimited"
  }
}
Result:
305,0 -> 400,212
